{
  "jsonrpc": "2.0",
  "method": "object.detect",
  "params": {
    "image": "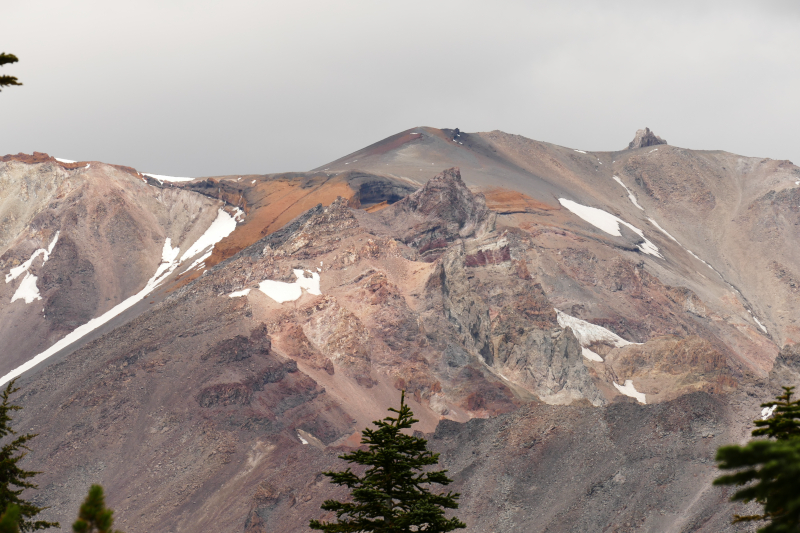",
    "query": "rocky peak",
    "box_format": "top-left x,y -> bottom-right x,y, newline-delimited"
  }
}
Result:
381,167 -> 495,259
627,127 -> 667,149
